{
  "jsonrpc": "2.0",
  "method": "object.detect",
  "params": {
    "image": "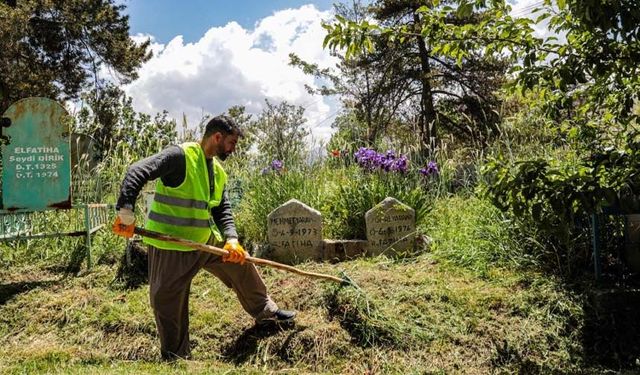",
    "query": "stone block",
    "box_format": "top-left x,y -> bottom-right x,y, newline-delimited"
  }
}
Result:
322,239 -> 367,262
